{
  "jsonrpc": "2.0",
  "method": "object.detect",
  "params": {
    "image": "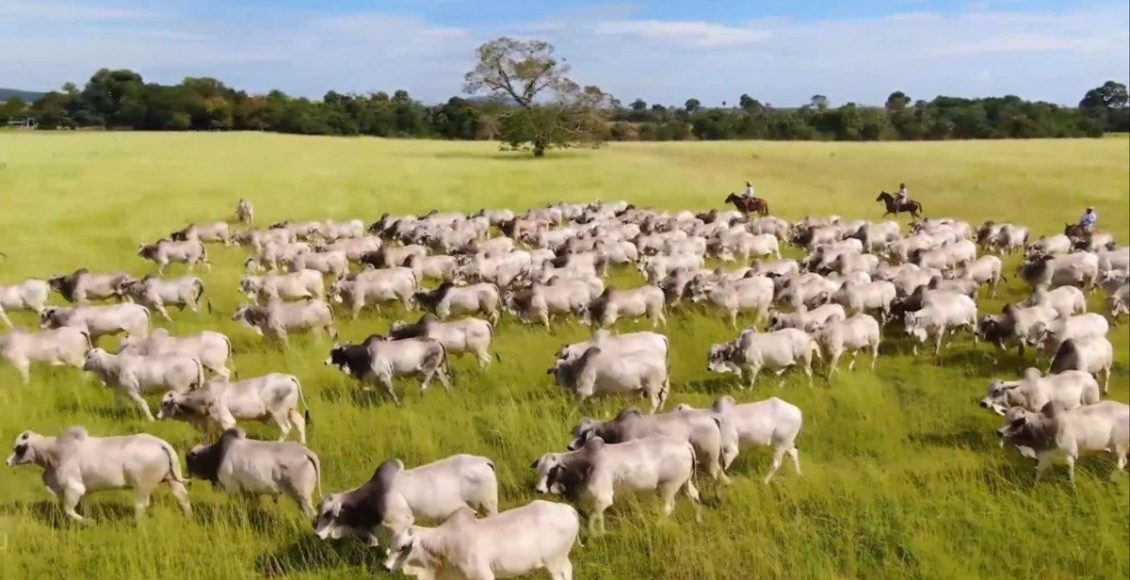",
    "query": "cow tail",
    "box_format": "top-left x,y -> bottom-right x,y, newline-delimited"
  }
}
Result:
487,320 -> 502,362
196,279 -> 213,314
307,451 -> 323,499
221,334 -> 236,378
293,375 -> 311,425
193,357 -> 205,390
79,330 -> 93,351
199,242 -> 211,267
161,440 -> 187,484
